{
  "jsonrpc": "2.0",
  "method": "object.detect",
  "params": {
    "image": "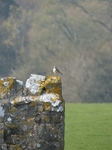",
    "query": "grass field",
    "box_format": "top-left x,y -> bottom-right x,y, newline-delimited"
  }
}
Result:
65,103 -> 112,150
